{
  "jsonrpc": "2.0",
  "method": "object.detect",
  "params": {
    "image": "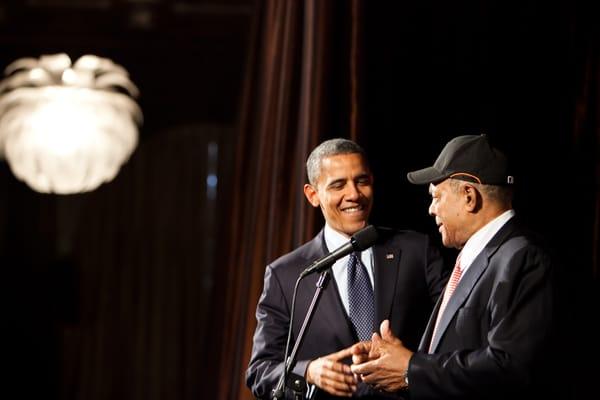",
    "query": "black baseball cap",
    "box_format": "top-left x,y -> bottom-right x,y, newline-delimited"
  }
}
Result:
407,134 -> 514,185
